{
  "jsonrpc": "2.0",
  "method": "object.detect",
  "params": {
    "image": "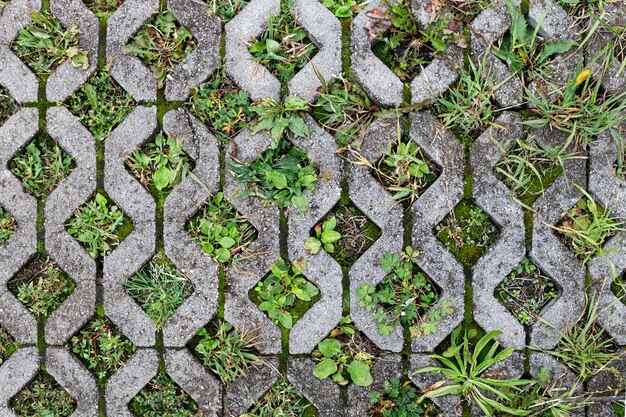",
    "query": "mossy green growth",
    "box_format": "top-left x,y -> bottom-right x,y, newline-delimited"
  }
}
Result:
9,256 -> 76,319
11,371 -> 76,417
612,273 -> 626,305
65,68 -> 136,141
125,11 -> 197,88
82,0 -> 124,18
123,254 -> 194,329
9,135 -> 75,199
0,86 -> 18,125
248,0 -> 318,84
0,205 -> 17,244
0,326 -> 18,366
11,10 -> 89,77
68,314 -> 137,384
128,372 -> 199,417
66,192 -> 133,259
244,378 -> 317,417
435,199 -> 499,267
